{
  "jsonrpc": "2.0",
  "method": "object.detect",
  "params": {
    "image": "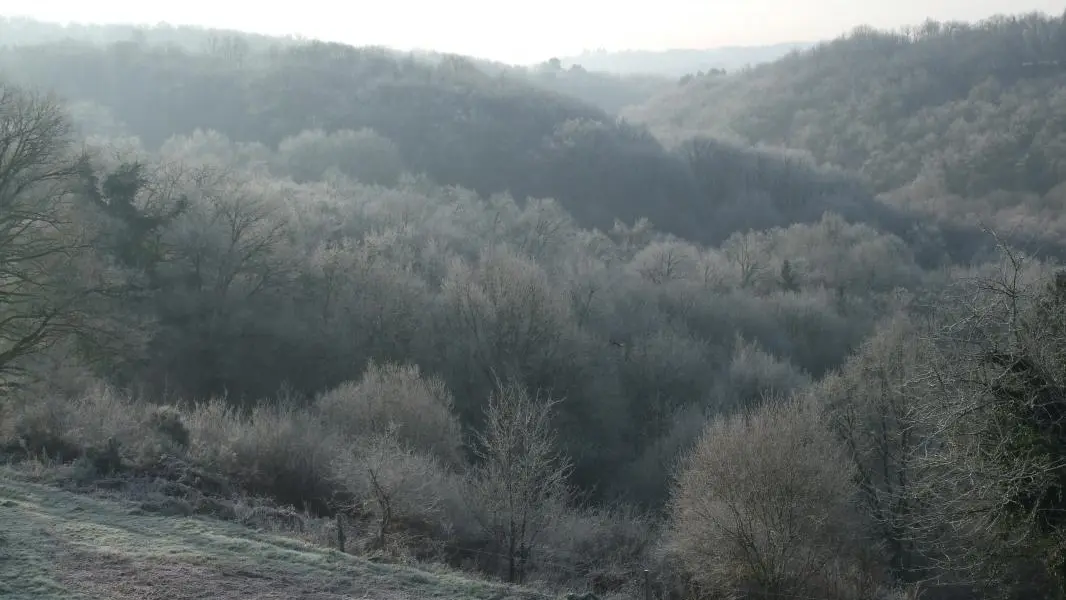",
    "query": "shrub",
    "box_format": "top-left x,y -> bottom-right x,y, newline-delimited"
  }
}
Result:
185,399 -> 346,515
331,427 -> 473,554
1,393 -> 80,461
146,404 -> 190,450
66,386 -> 160,469
670,393 -> 878,599
1,384 -> 183,473
317,361 -> 463,466
536,505 -> 656,593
